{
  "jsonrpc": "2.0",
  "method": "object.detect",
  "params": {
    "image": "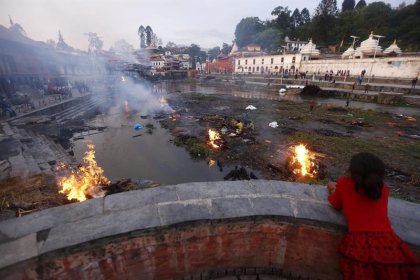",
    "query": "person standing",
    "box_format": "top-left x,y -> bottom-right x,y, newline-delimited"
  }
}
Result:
327,153 -> 419,279
364,83 -> 369,94
412,77 -> 418,89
